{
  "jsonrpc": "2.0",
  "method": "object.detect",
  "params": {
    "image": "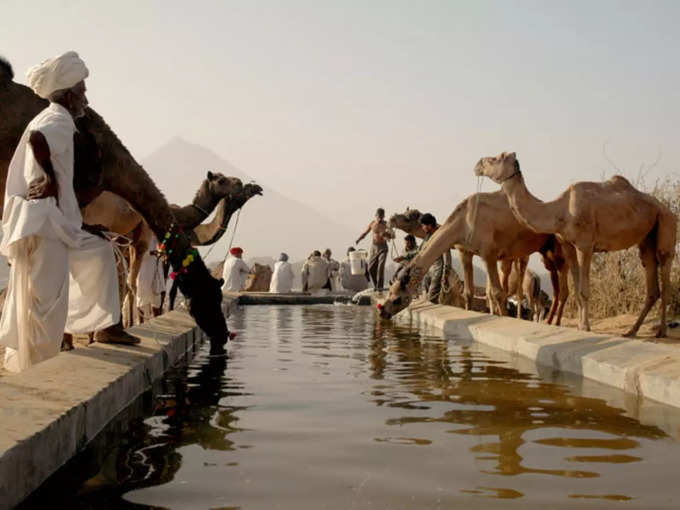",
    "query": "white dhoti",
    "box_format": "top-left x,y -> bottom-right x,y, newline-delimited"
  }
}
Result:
66,234 -> 120,334
0,234 -> 120,372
